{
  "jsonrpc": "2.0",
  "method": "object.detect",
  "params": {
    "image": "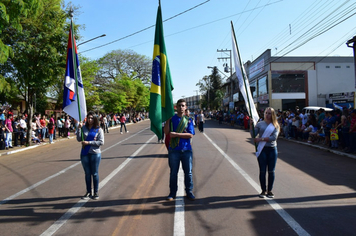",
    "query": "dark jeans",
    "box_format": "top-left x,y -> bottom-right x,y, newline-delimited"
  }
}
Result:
258,146 -> 278,192
199,122 -> 204,132
120,123 -> 127,133
81,153 -> 101,193
168,150 -> 193,196
14,131 -> 19,146
350,133 -> 356,153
